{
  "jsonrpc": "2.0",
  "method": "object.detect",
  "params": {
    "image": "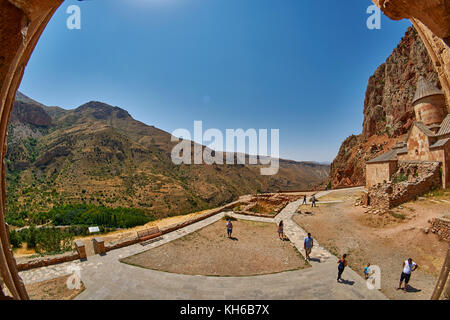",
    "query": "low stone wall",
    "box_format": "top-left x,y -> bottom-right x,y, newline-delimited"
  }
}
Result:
160,200 -> 240,234
431,216 -> 450,242
105,200 -> 242,252
232,210 -> 276,218
16,251 -> 80,271
368,161 -> 441,210
16,200 -> 243,271
233,194 -> 301,217
105,238 -> 140,252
